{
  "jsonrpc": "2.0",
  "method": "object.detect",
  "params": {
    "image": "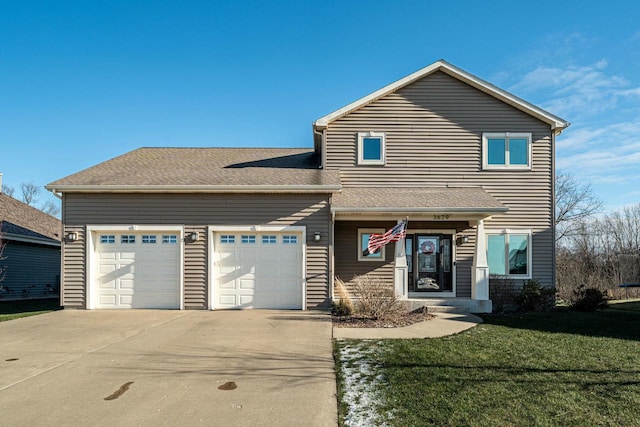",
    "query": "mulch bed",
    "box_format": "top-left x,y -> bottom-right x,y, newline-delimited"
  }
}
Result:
332,308 -> 434,328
